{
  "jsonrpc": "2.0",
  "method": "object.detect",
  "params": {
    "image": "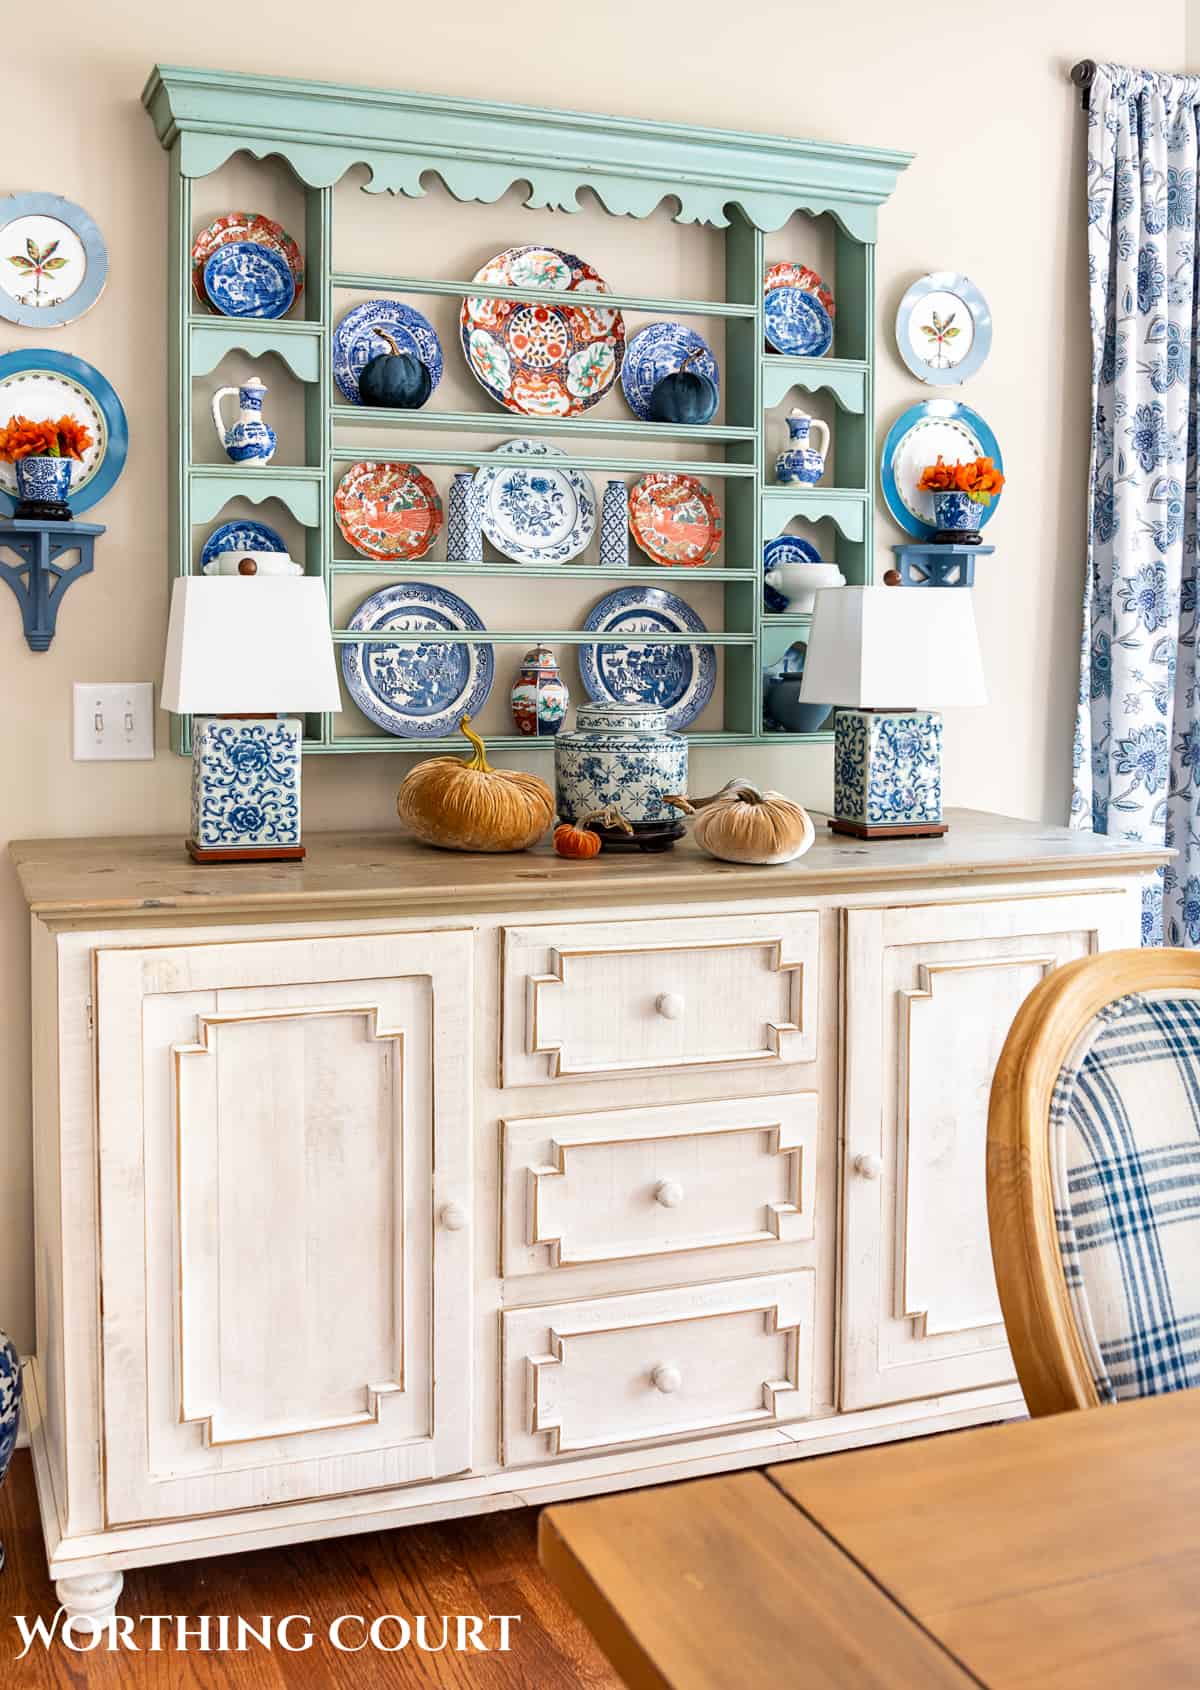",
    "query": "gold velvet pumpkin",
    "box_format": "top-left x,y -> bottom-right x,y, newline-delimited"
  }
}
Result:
687,780 -> 815,865
396,717 -> 554,853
